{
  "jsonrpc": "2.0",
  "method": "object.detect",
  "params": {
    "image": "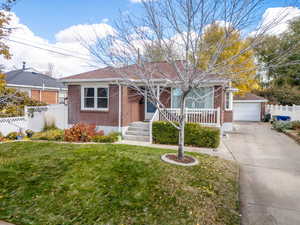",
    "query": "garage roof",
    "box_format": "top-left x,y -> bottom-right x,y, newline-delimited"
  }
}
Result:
5,69 -> 66,89
234,93 -> 267,102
